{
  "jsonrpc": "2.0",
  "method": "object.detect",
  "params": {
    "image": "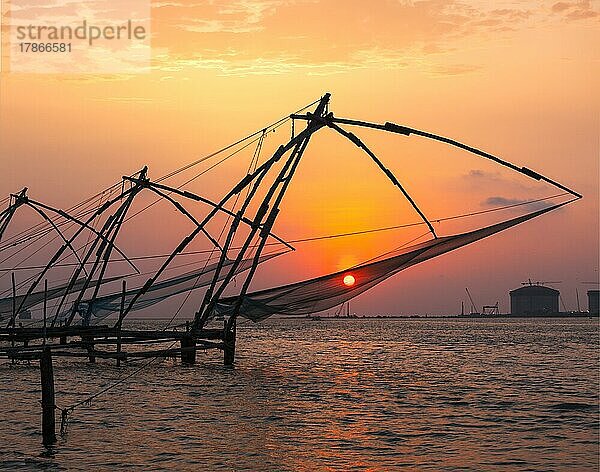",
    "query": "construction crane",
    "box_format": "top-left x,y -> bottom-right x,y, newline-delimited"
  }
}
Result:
465,287 -> 479,316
